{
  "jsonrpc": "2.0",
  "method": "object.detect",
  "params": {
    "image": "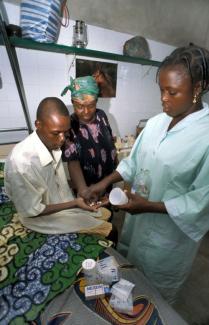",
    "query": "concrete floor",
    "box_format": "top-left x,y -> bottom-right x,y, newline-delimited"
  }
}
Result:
173,233 -> 209,325
112,210 -> 209,325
